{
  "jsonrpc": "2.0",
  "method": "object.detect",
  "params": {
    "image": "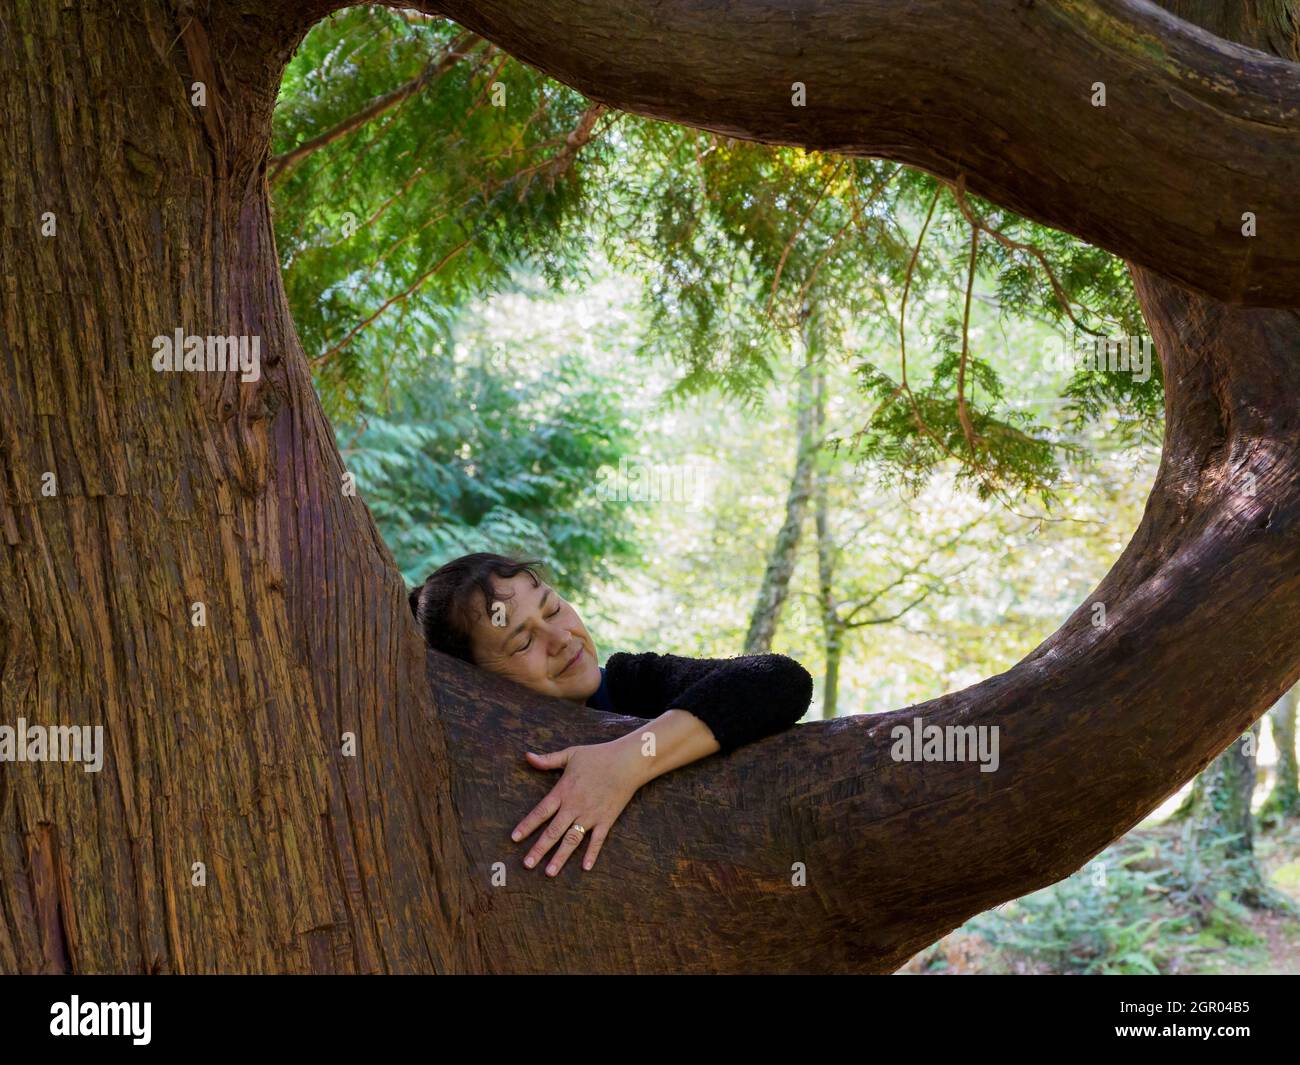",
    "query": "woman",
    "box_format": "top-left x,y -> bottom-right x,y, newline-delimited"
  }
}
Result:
409,552 -> 812,878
